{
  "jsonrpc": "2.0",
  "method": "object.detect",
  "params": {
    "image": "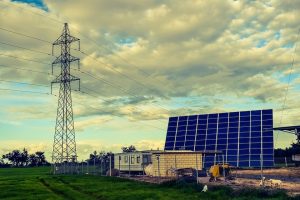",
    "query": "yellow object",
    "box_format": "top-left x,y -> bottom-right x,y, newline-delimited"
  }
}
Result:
209,165 -> 220,177
209,164 -> 231,178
